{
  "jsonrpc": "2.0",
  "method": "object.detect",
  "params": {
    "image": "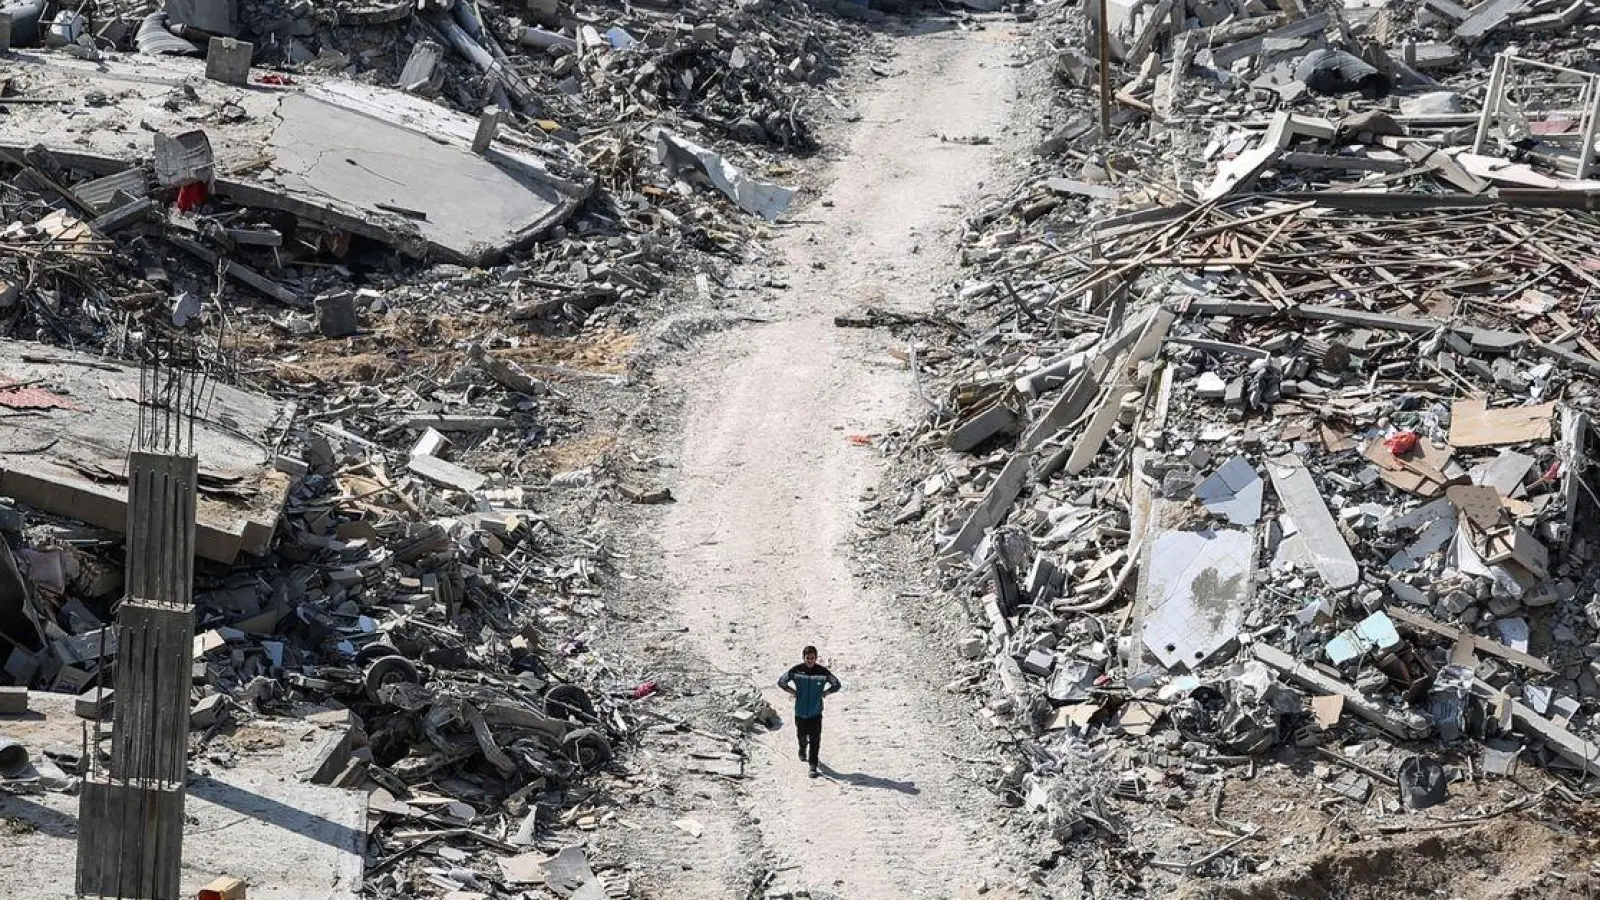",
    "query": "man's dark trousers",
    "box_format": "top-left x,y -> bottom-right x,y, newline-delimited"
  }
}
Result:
796,715 -> 822,765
